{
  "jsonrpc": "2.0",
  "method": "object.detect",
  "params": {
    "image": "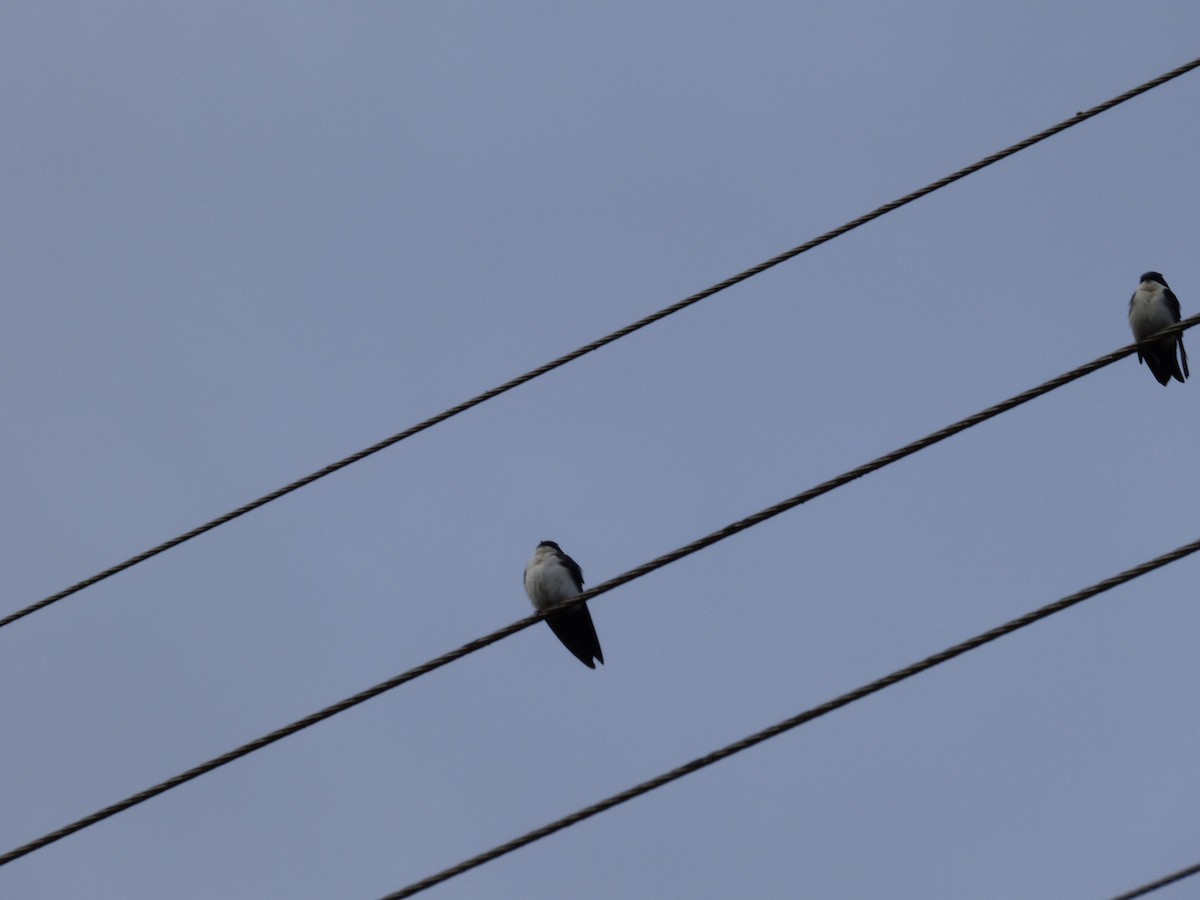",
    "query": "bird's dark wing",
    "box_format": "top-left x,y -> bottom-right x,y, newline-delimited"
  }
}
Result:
546,604 -> 604,668
1164,287 -> 1183,322
555,550 -> 584,592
